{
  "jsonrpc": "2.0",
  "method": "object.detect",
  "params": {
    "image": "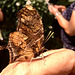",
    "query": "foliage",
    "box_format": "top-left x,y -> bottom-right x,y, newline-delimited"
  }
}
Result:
0,0 -> 71,49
